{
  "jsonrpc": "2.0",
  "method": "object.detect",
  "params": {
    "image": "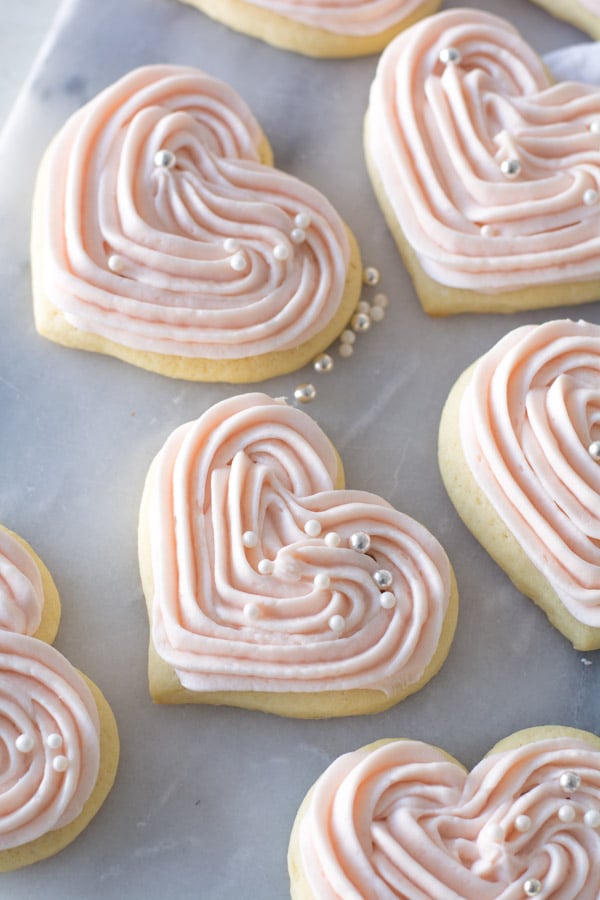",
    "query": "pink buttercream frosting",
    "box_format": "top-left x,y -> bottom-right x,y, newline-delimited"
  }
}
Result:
39,65 -> 350,358
148,393 -> 451,695
459,319 -> 600,626
296,736 -> 600,898
245,0 -> 431,35
367,9 -> 600,293
0,530 -> 44,636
